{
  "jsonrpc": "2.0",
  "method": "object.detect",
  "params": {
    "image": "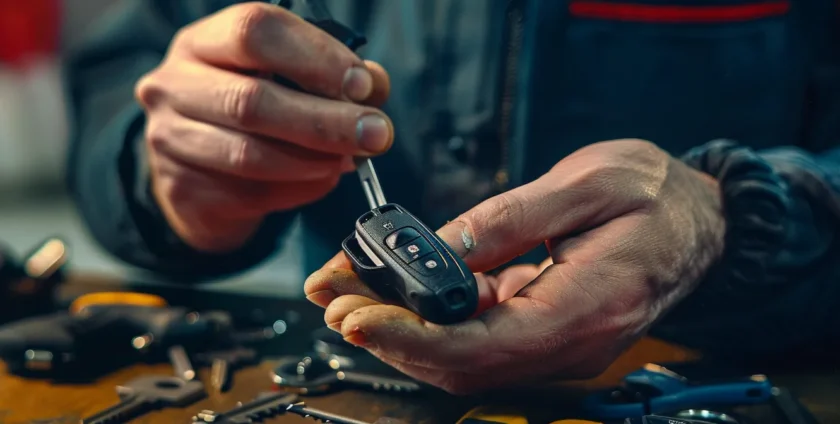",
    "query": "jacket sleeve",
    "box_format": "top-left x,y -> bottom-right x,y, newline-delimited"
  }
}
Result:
651,144 -> 840,359
65,0 -> 298,283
